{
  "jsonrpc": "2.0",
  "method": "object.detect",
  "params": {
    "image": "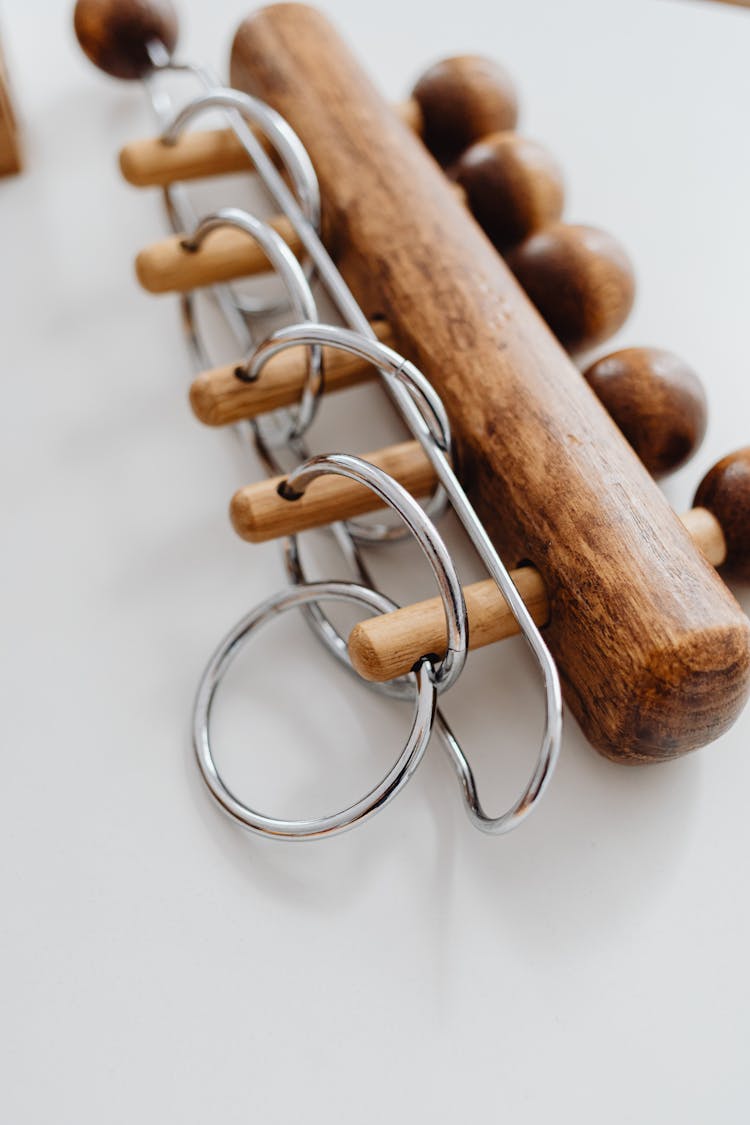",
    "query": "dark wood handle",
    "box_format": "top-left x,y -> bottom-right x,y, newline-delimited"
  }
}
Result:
229,3 -> 750,761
